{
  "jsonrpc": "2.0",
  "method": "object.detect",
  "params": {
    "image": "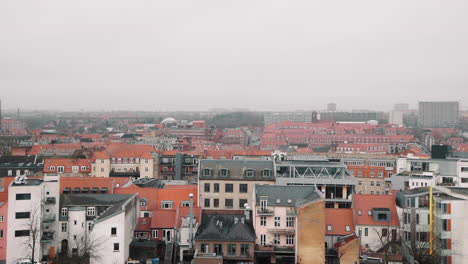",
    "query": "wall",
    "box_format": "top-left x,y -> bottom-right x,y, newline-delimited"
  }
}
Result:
337,237 -> 360,264
297,199 -> 325,264
0,203 -> 7,262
